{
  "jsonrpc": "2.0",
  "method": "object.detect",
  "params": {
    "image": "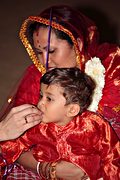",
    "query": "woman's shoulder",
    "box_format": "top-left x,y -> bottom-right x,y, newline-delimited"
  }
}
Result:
25,64 -> 42,76
95,42 -> 119,60
20,64 -> 42,83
